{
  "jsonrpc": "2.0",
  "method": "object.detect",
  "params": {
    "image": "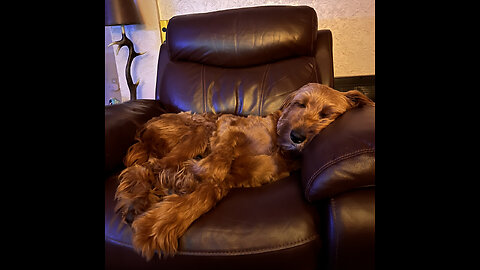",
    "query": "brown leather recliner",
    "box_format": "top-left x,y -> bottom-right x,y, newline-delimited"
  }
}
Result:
105,5 -> 374,270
